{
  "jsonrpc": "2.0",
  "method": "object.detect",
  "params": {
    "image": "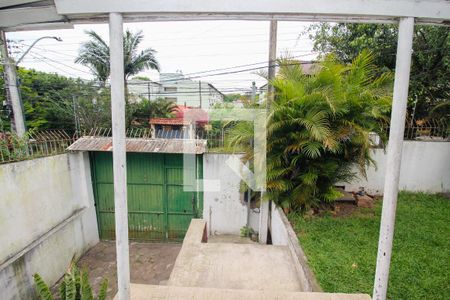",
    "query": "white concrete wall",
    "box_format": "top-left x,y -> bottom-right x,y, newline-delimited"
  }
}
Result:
203,154 -> 260,235
269,202 -> 322,292
270,202 -> 289,246
0,153 -> 99,300
202,142 -> 449,236
339,141 -> 450,194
